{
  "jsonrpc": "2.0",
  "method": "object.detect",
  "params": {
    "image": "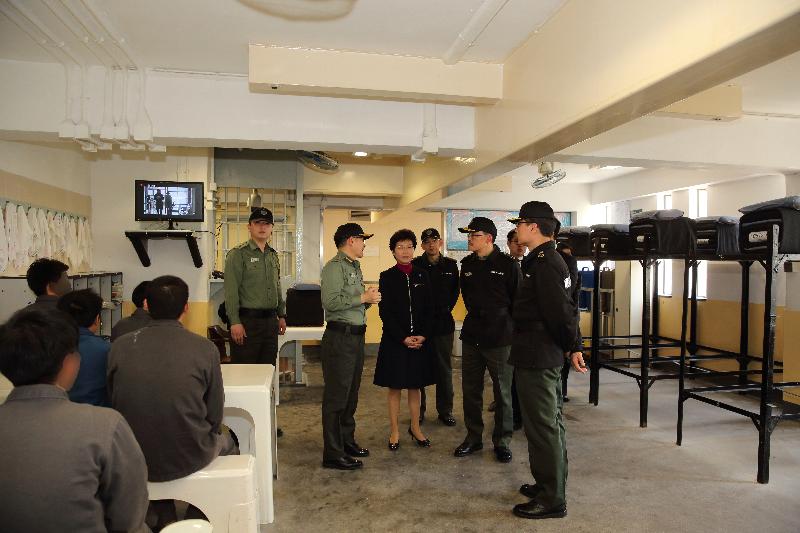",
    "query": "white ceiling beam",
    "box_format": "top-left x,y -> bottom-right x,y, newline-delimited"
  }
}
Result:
248,45 -> 502,105
442,0 -> 509,65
